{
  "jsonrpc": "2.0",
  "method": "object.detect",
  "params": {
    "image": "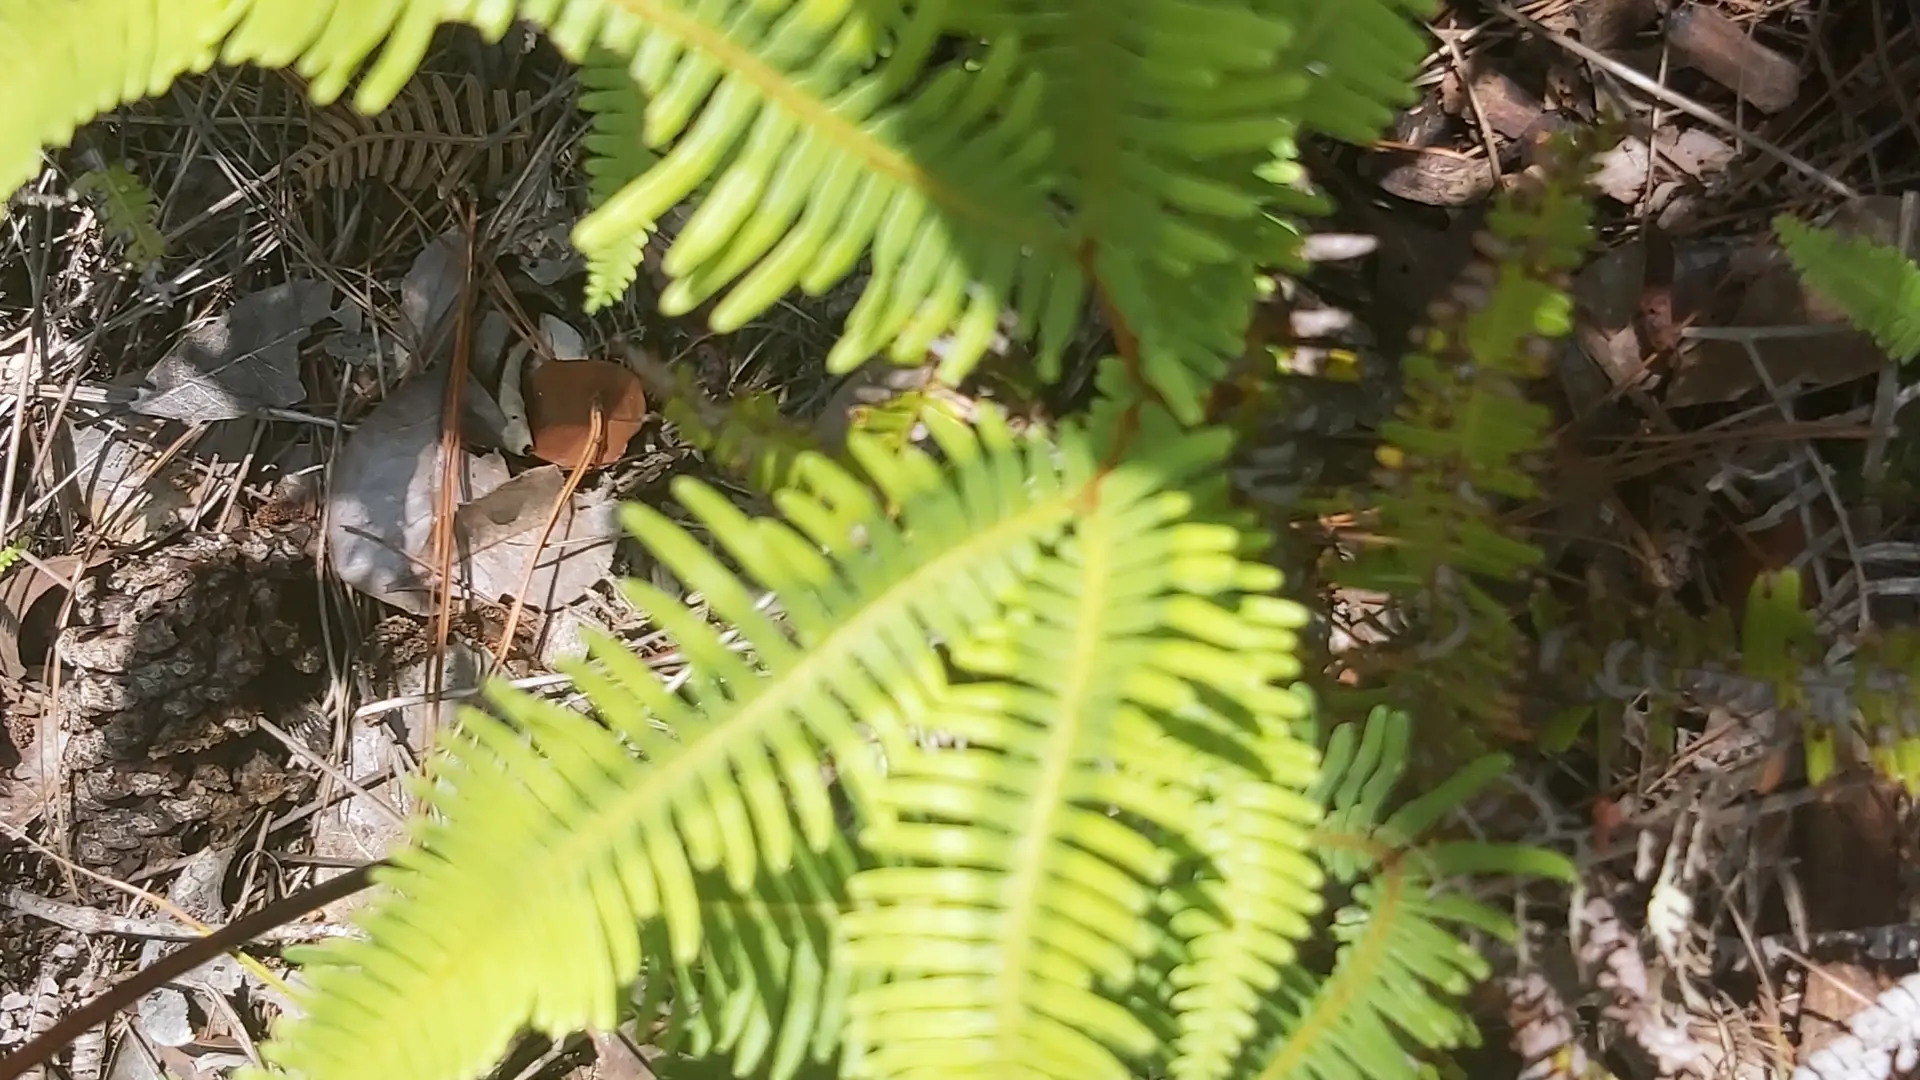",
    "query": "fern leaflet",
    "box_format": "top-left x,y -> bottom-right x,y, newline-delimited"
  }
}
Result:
1776,212 -> 1920,363
73,161 -> 164,266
